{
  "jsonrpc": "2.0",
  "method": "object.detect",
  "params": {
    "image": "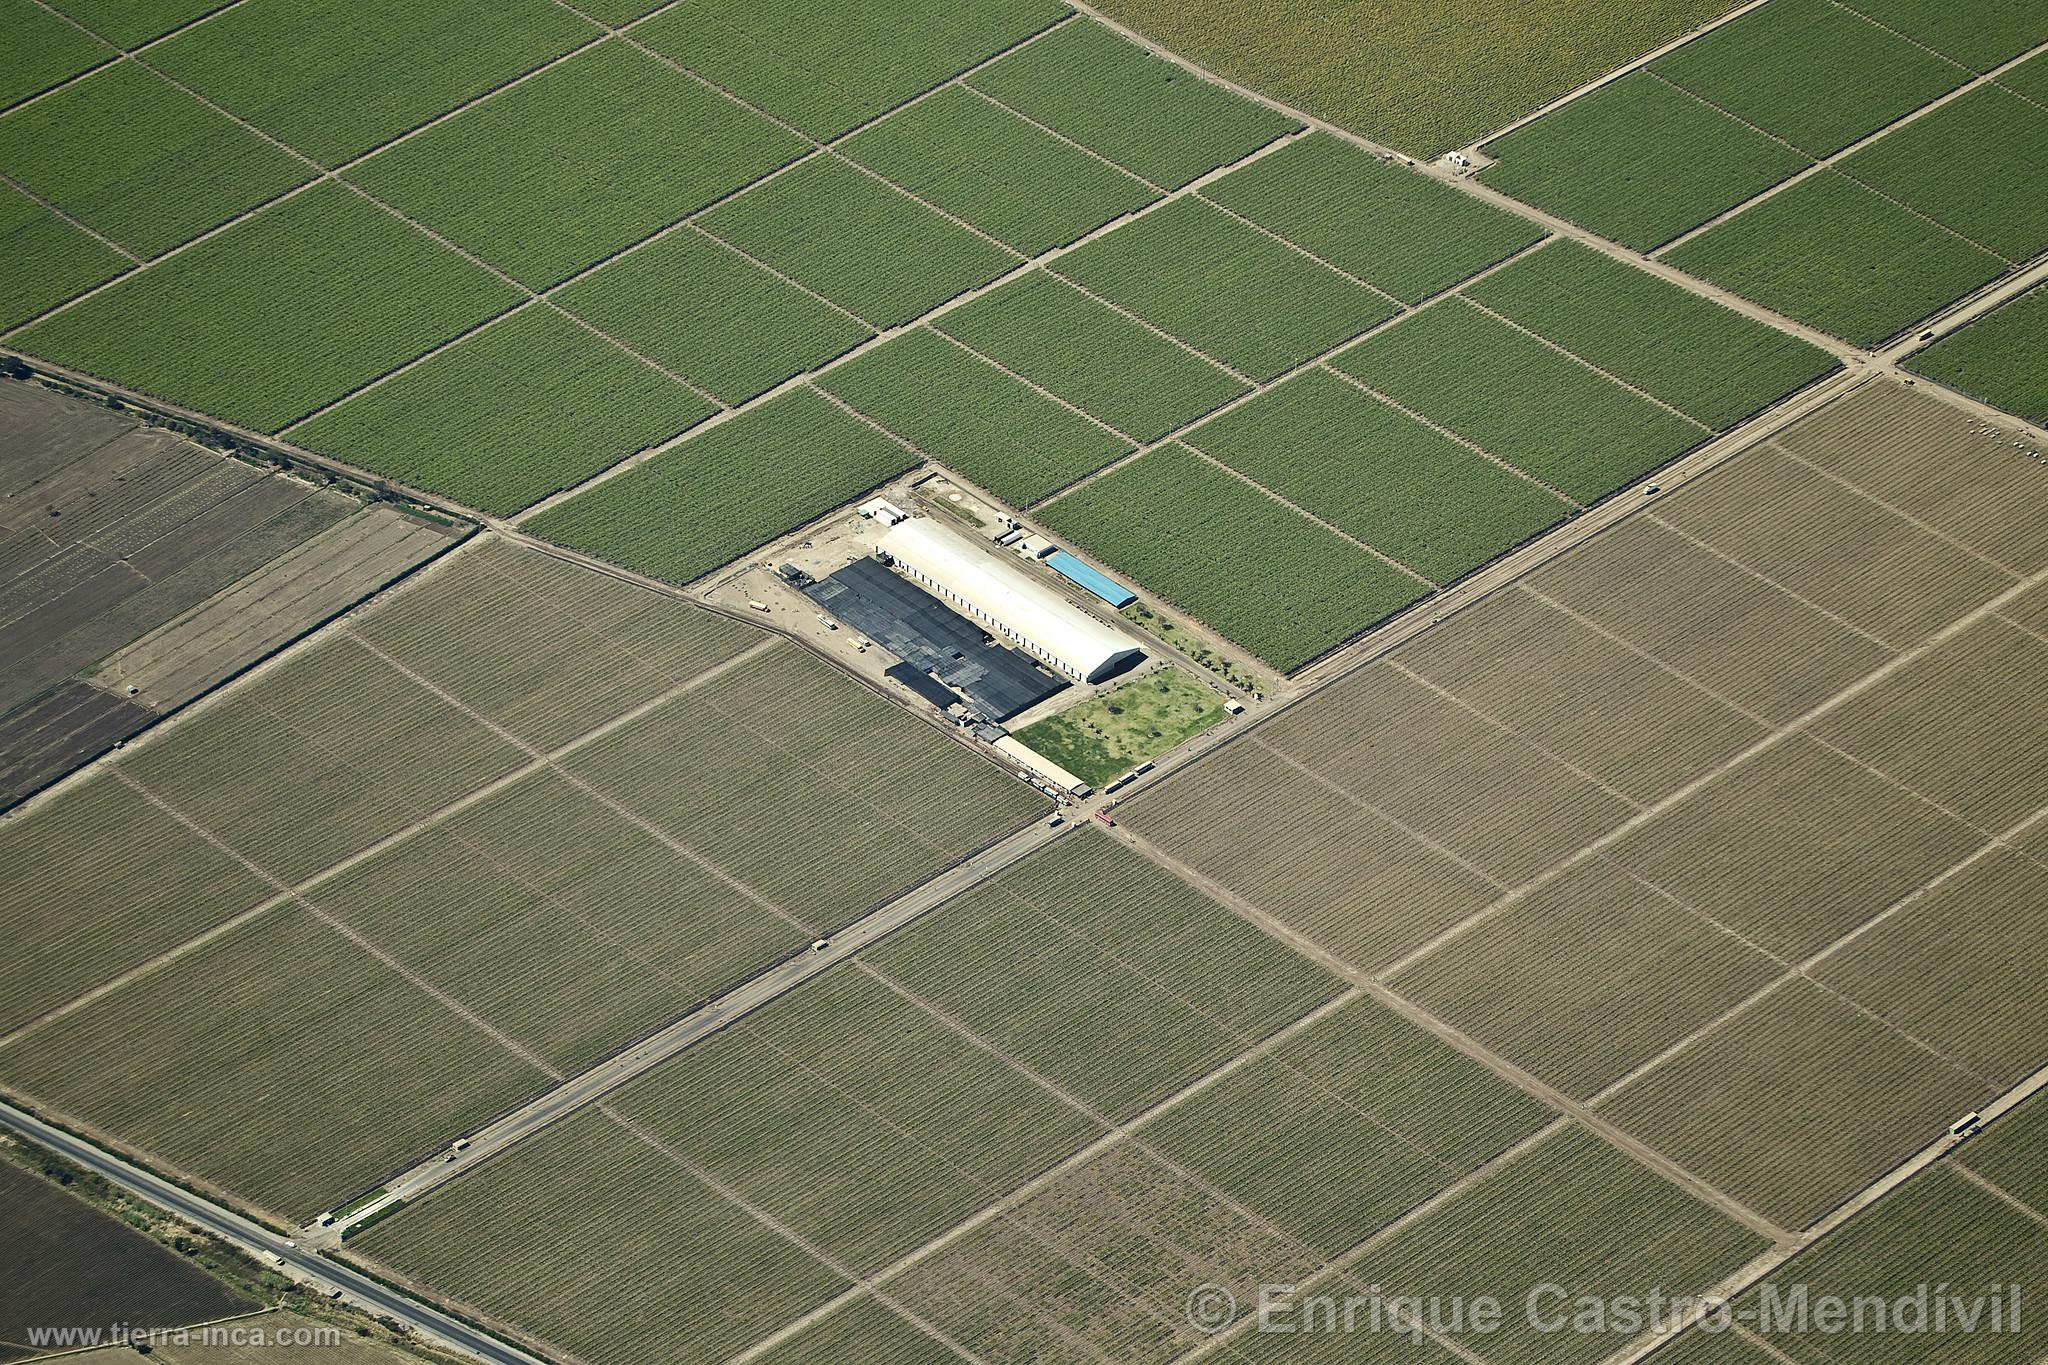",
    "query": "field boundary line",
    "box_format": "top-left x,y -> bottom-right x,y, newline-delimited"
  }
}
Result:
0,167 -> 143,264
10,0 -> 263,113
1828,0 -> 1976,74
1039,262 -> 1261,385
1951,1164 -> 2048,1230
1453,292 -> 1714,431
1191,191 -> 1405,305
1767,443 -> 2032,579
1639,512 -> 1903,650
806,386 -> 928,459
1386,660 -> 1644,808
1999,610 -> 2048,648
1377,559 -> 2048,983
1180,445 -> 1441,588
958,81 -> 1168,192
928,327 -> 1140,445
